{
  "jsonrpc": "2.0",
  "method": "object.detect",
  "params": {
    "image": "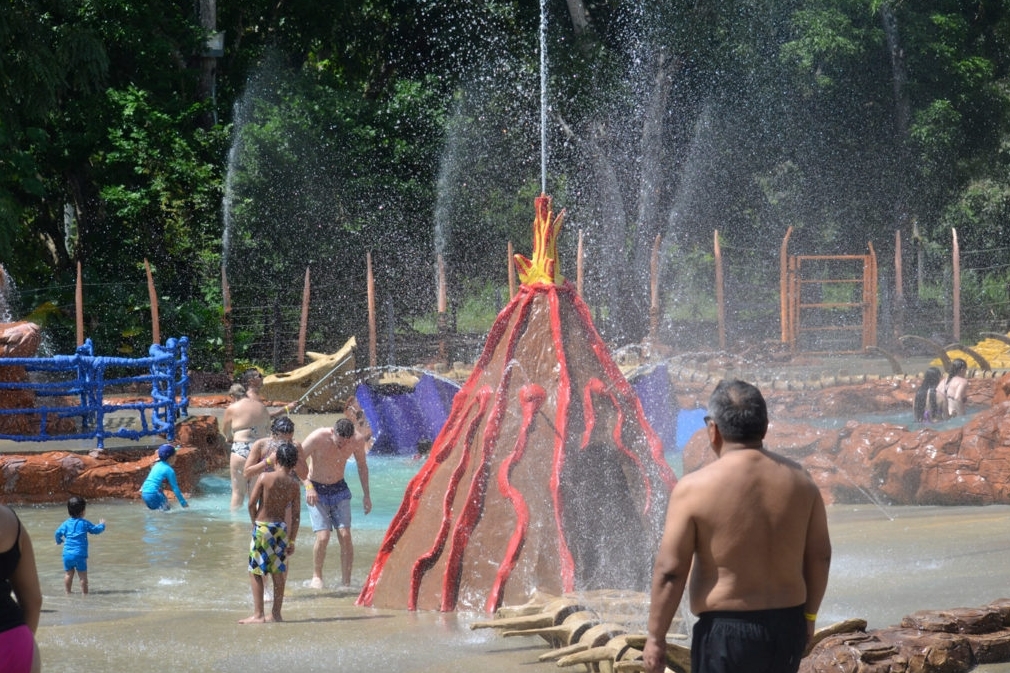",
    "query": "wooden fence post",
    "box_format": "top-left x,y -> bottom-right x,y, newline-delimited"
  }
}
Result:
76,261 -> 84,346
145,259 -> 160,346
715,230 -> 725,351
298,266 -> 310,366
367,252 -> 377,369
952,228 -> 960,343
